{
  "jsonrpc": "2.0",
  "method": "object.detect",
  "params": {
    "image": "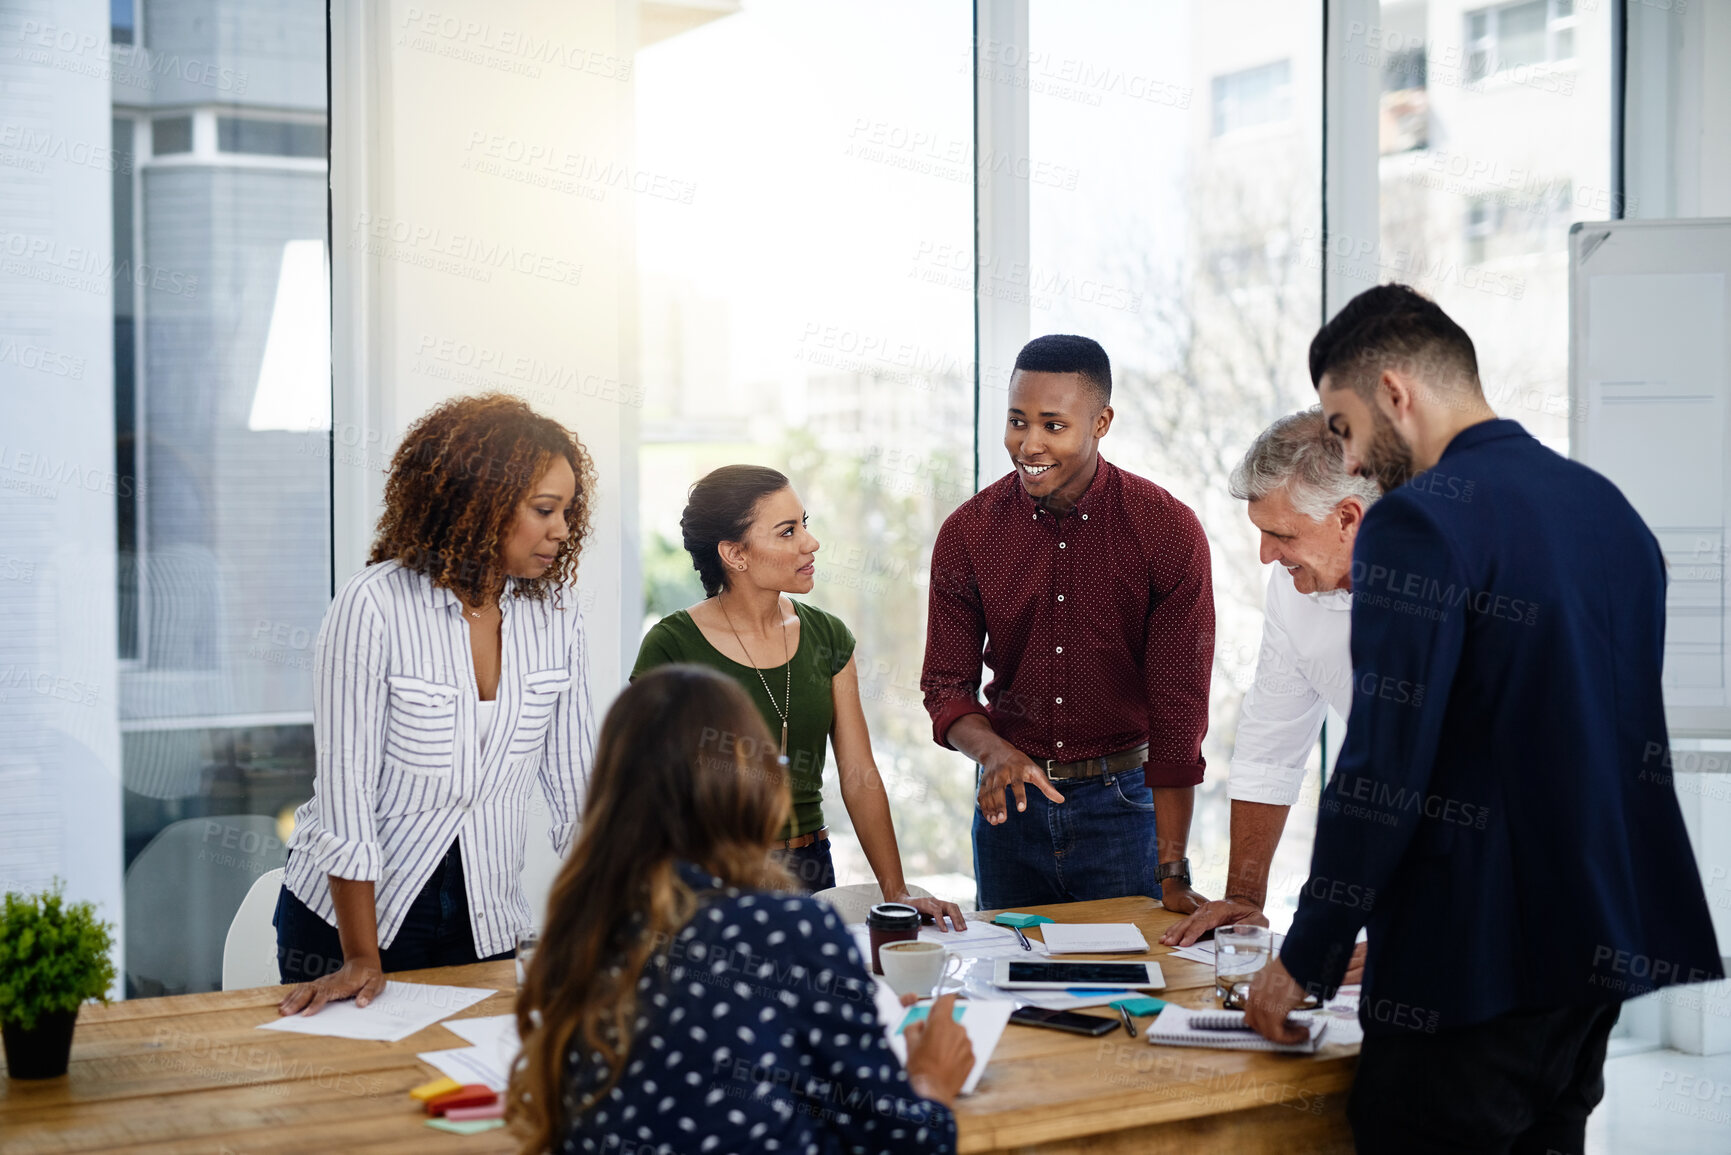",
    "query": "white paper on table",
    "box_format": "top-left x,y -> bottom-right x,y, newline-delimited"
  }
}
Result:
849,923 -> 1048,965
444,1013 -> 518,1052
1293,985 -> 1364,1047
1166,930 -> 1286,968
1038,923 -> 1150,954
872,977 -> 1012,1096
417,1044 -> 512,1090
919,922 -> 1048,959
257,982 -> 495,1043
